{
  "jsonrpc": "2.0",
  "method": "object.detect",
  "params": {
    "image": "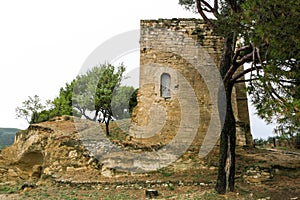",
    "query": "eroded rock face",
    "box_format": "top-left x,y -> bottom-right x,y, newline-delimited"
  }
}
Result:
0,116 -> 102,184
